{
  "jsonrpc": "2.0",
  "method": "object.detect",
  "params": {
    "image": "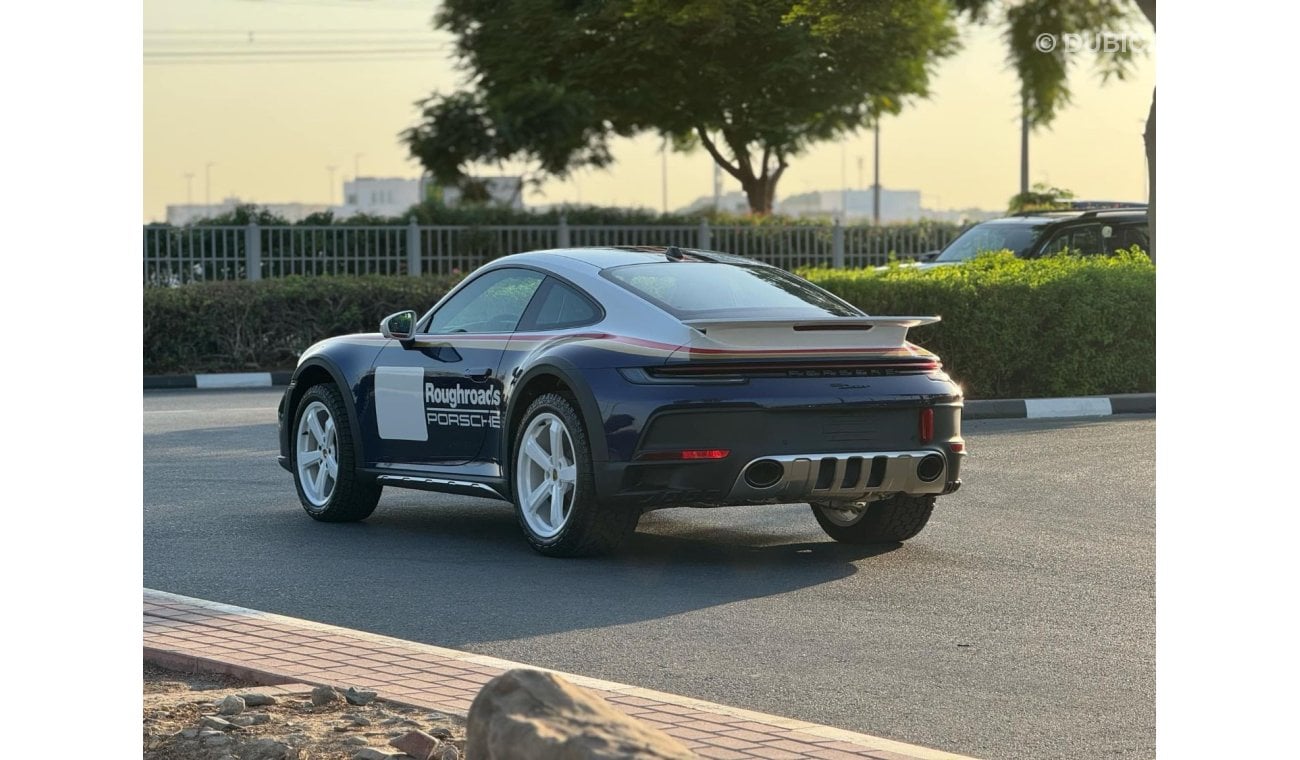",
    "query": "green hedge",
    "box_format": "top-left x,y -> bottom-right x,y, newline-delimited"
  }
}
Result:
143,276 -> 463,374
144,251 -> 1155,399
802,249 -> 1155,398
